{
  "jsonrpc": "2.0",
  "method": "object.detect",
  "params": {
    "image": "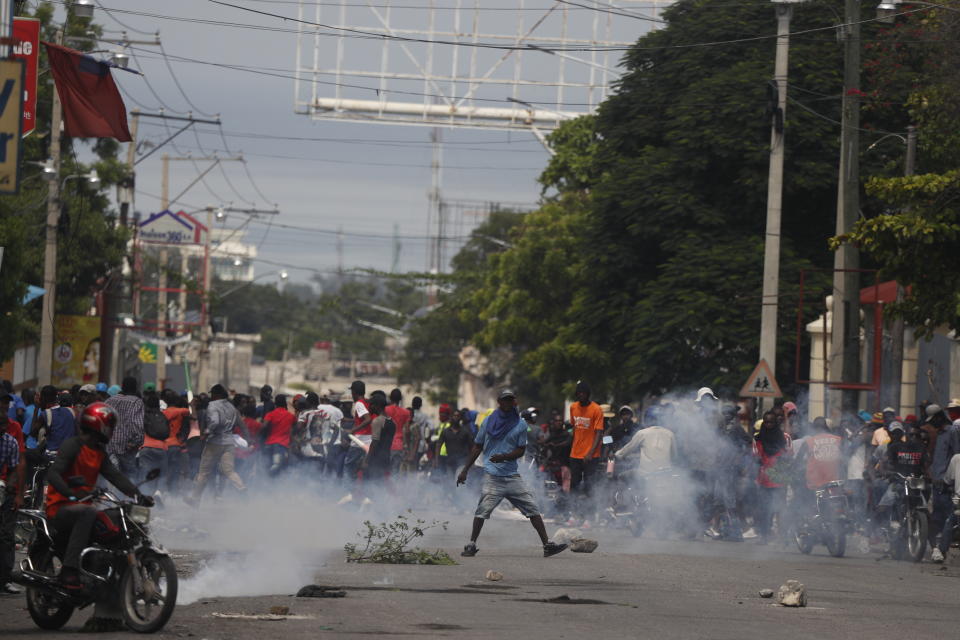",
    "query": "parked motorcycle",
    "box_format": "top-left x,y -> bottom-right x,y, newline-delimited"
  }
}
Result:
13,469 -> 177,633
794,480 -> 850,558
884,473 -> 929,563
